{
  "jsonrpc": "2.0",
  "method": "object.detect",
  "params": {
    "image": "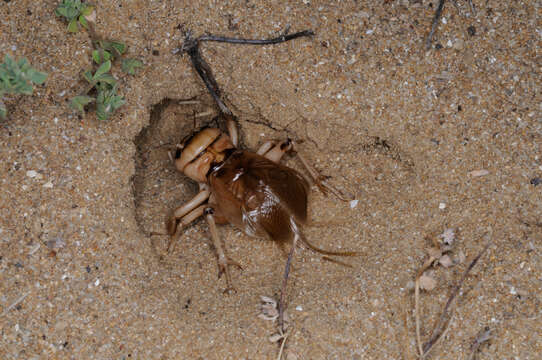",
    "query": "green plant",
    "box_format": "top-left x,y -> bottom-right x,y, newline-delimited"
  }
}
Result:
121,58 -> 143,75
0,54 -> 47,118
56,3 -> 142,120
55,0 -> 94,33
70,60 -> 125,120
